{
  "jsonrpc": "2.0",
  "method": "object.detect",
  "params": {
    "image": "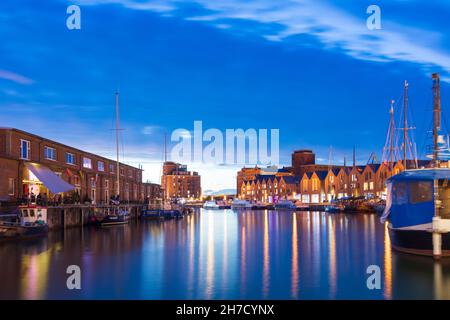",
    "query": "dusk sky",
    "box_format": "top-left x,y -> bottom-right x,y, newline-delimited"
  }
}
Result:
1,0 -> 450,191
